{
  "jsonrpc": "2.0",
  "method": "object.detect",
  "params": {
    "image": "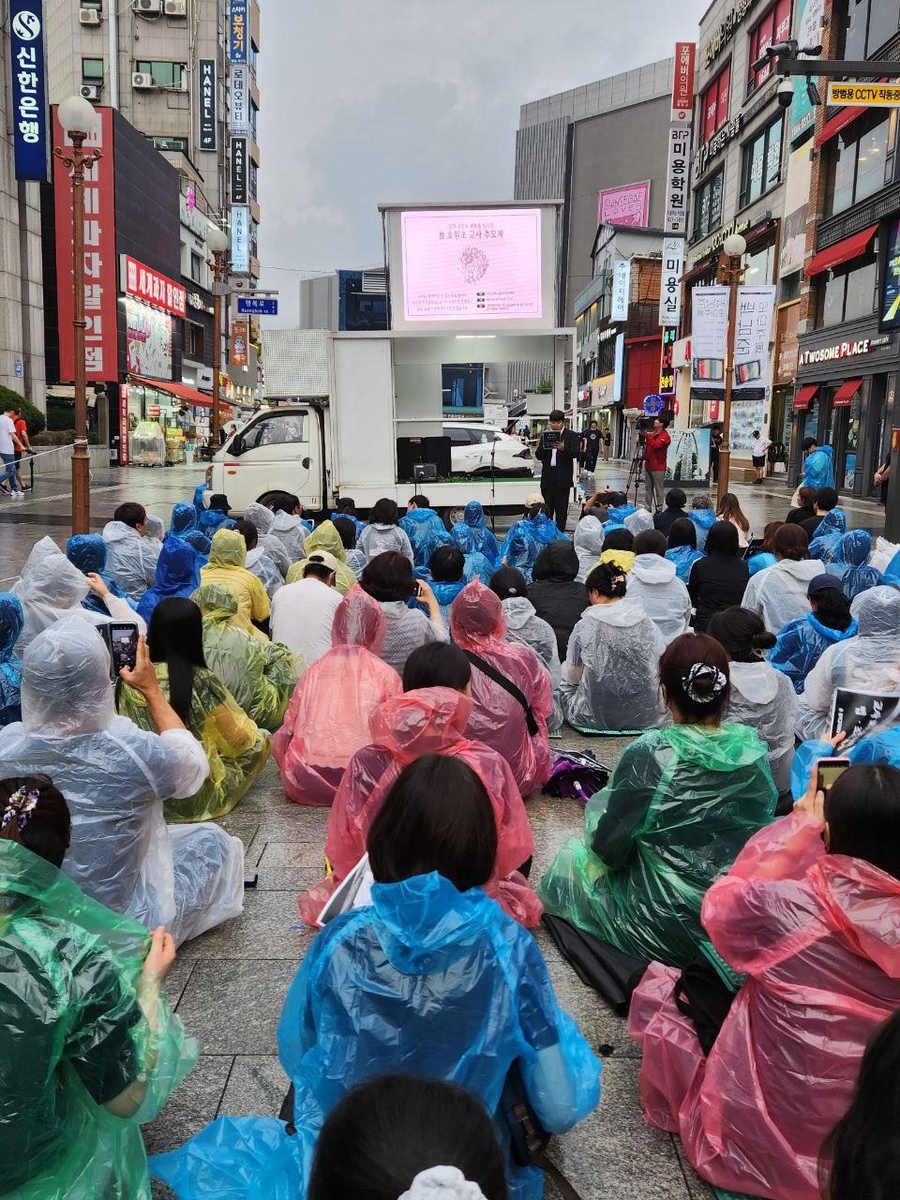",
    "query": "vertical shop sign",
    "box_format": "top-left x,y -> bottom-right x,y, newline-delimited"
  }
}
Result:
198,60 -> 217,151
229,0 -> 248,63
671,42 -> 696,123
659,238 -> 685,327
10,0 -> 50,181
230,63 -> 250,134
659,326 -> 677,395
664,125 -> 692,235
611,260 -> 630,322
230,136 -> 248,204
231,204 -> 250,272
